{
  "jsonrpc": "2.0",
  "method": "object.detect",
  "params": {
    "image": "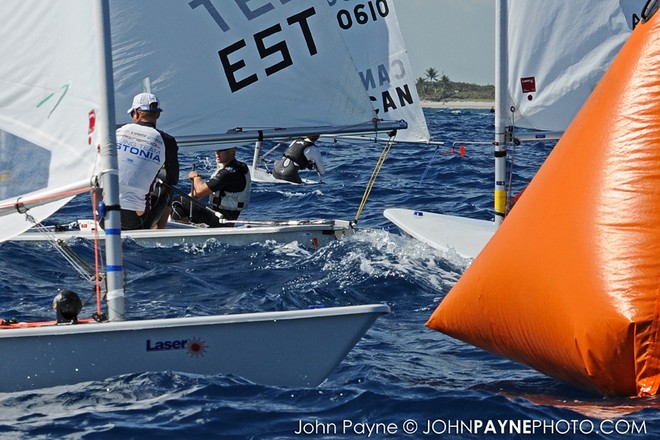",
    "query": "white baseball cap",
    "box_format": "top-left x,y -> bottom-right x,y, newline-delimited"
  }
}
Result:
127,92 -> 162,114
215,145 -> 237,151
